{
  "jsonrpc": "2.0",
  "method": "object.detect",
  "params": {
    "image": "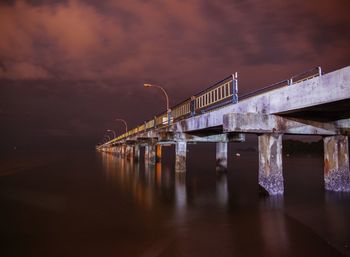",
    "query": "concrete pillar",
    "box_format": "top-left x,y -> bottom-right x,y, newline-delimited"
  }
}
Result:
175,141 -> 187,173
258,134 -> 284,195
122,145 -> 125,157
323,135 -> 350,191
144,145 -> 149,164
124,145 -> 128,159
149,144 -> 156,165
134,145 -> 140,162
216,142 -> 228,171
130,145 -> 134,160
156,144 -> 162,163
126,145 -> 133,160
117,146 -> 122,157
145,144 -> 156,165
